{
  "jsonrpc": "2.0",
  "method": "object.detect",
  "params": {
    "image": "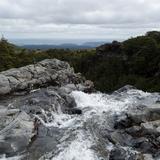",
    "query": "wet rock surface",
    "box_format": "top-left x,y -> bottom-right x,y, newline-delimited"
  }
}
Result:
0,59 -> 160,160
